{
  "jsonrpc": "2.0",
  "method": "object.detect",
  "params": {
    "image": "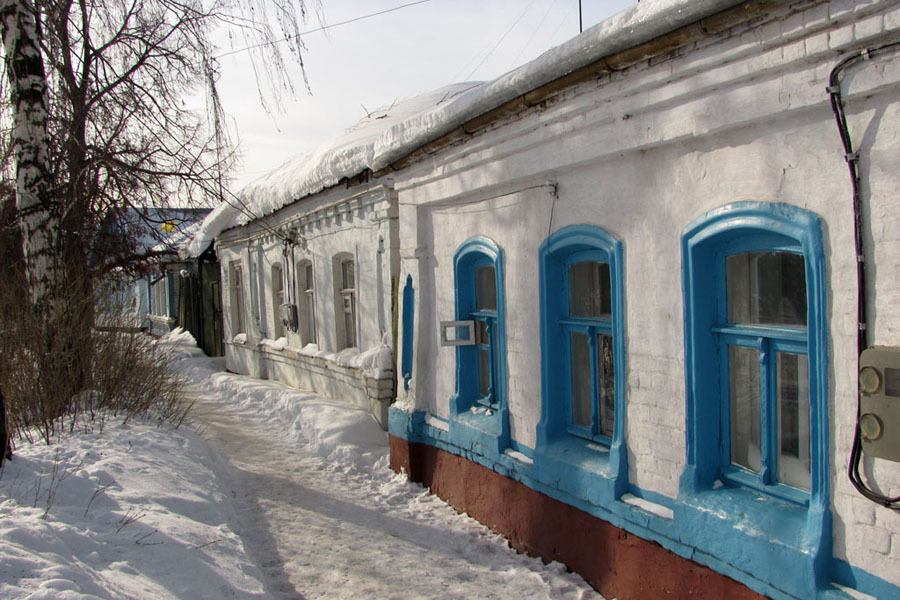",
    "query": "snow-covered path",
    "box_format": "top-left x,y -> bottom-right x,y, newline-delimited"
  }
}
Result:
185,372 -> 601,600
0,331 -> 600,599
